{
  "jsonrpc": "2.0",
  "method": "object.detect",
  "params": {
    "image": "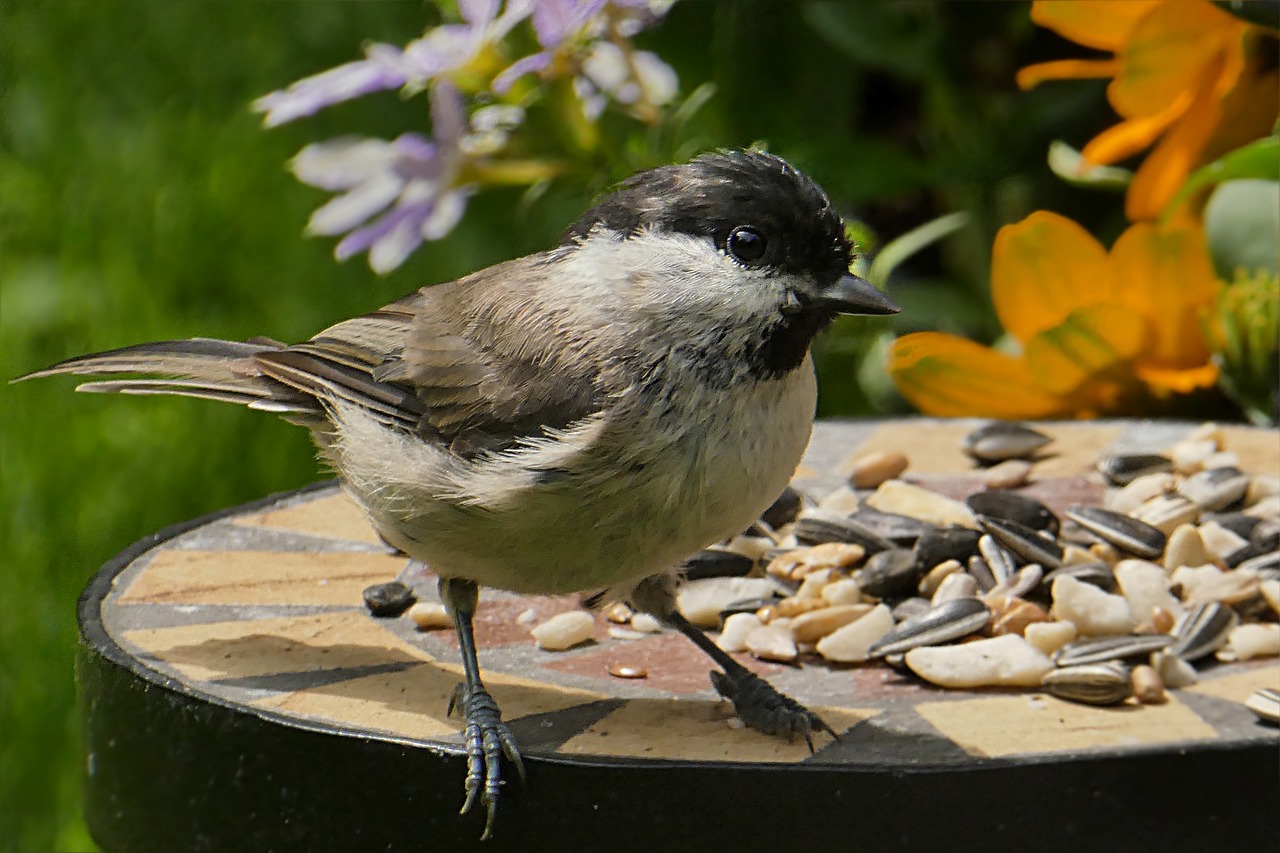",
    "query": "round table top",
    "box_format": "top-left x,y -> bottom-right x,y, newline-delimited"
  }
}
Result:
78,418 -> 1279,851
